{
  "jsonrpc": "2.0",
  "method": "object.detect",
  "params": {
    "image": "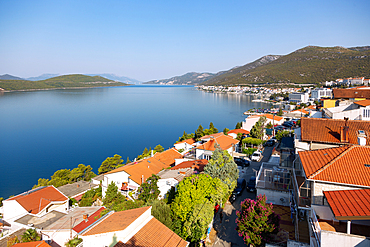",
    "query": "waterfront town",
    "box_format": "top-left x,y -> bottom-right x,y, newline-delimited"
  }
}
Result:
1,78 -> 370,247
